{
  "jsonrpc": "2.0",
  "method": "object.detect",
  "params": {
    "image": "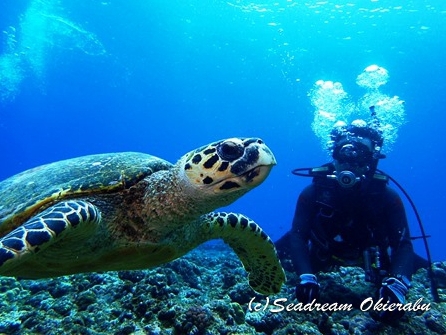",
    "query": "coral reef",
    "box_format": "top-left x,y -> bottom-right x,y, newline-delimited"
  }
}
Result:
0,242 -> 445,334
